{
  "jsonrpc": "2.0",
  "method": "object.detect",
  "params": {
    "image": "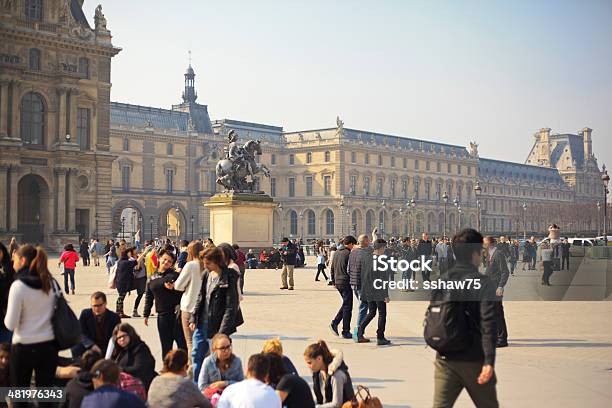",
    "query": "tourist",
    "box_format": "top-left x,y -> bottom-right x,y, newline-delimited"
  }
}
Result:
74,292 -> 121,358
246,249 -> 258,269
315,241 -> 329,282
5,245 -> 59,393
270,353 -> 314,408
262,337 -> 298,375
483,236 -> 510,347
59,243 -> 79,295
90,239 -> 103,267
148,349 -> 212,408
561,238 -> 570,270
198,333 -> 244,395
0,242 -> 15,343
233,244 -> 246,292
218,243 -> 243,301
303,340 -> 354,407
348,234 -> 370,341
541,241 -> 553,286
190,247 -> 240,383
134,229 -> 141,252
509,240 -> 519,276
358,239 -> 391,346
143,249 -> 187,359
279,237 -> 297,290
258,249 -> 269,268
79,239 -> 90,267
430,228 -> 498,407
217,353 -> 281,408
330,236 -> 357,340
110,323 -> 157,391
63,349 -> 104,408
115,248 -> 136,319
435,238 -> 450,276
177,240 -> 189,271
7,238 -> 18,259
104,240 -> 117,274
174,241 -> 205,366
204,238 -> 215,249
81,359 -> 146,408
131,245 -> 148,317
269,248 -> 281,270
417,233 -> 433,282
